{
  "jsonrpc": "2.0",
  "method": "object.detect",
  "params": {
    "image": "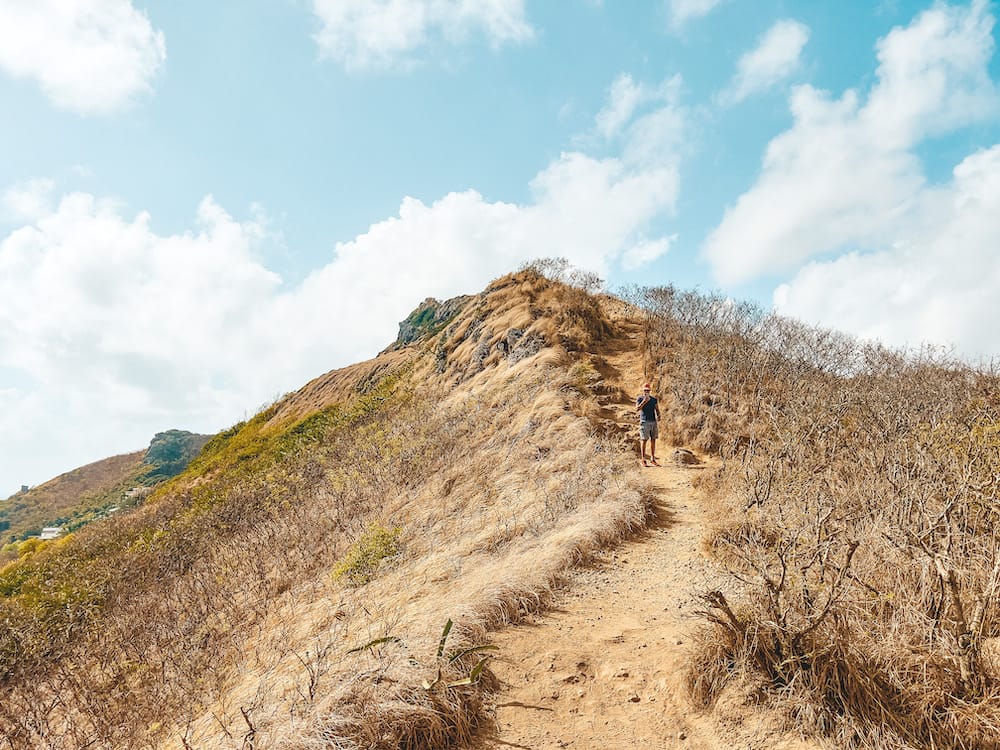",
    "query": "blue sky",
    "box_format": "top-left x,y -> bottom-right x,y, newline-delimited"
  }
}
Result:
1,0 -> 998,494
